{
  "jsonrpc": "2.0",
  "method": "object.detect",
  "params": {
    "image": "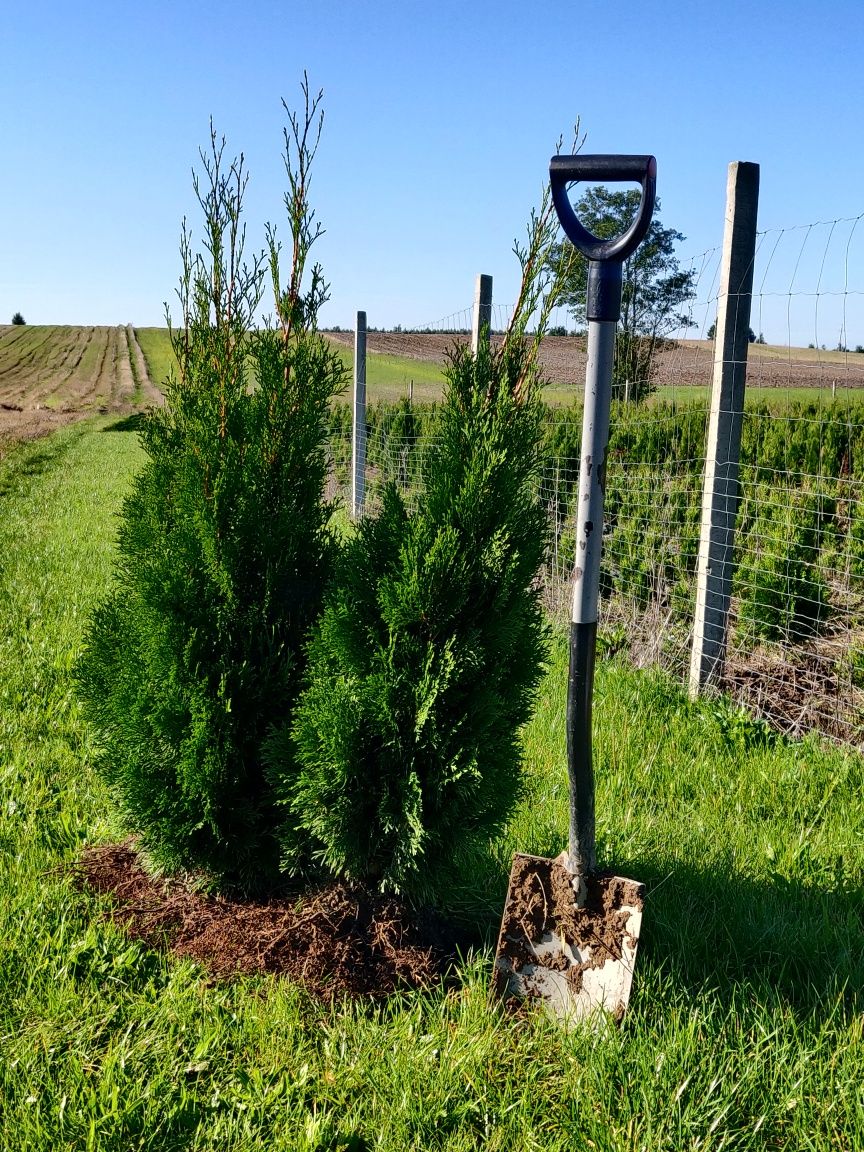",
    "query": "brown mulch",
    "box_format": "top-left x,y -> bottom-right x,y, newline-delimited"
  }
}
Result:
723,643 -> 864,746
74,841 -> 464,1001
